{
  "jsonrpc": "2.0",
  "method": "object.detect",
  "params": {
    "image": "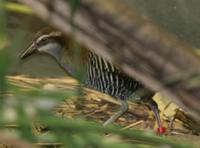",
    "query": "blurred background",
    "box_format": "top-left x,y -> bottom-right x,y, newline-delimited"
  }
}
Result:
6,0 -> 200,77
